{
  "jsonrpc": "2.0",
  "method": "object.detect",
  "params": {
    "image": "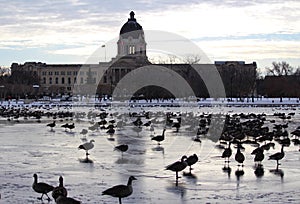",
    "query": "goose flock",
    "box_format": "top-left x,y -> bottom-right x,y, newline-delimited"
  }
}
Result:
32,174 -> 81,203
0,104 -> 299,203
